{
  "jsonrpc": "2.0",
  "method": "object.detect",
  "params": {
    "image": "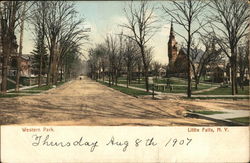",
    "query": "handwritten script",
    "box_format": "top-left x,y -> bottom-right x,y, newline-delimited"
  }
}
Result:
31,134 -> 192,152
